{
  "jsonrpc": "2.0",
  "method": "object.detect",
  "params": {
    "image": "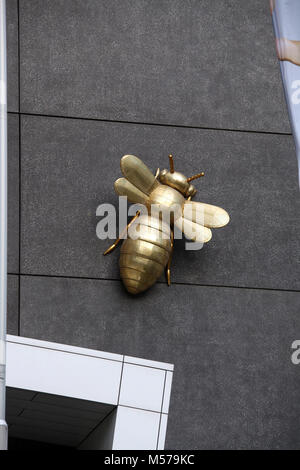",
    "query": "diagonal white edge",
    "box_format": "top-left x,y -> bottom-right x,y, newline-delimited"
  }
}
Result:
6,335 -> 174,450
124,355 -> 174,372
7,334 -> 123,362
7,335 -> 174,371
